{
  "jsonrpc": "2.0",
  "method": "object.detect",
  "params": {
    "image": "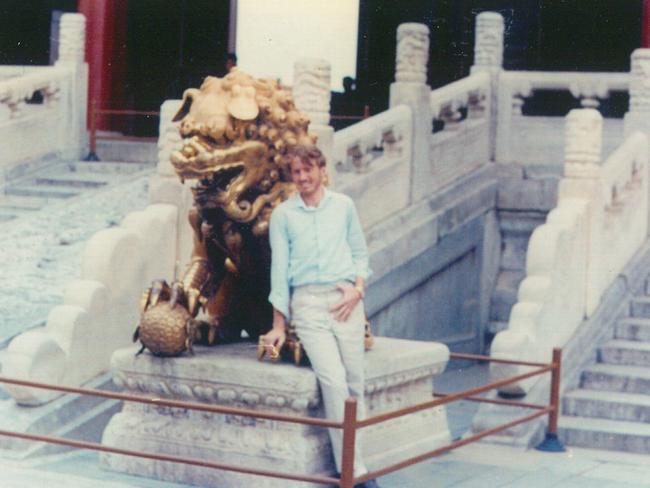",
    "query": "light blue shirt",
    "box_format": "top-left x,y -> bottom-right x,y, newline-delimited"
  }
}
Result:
268,189 -> 370,319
